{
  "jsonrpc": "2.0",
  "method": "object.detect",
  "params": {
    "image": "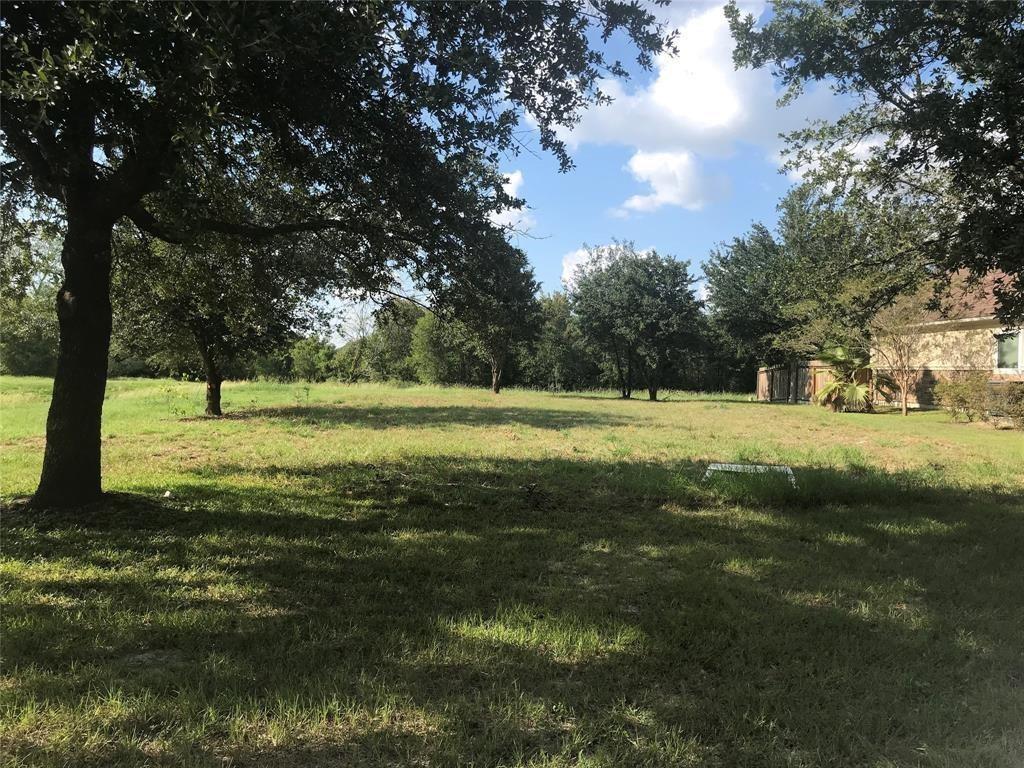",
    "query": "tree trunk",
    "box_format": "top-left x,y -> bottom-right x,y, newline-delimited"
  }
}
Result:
32,219 -> 114,508
206,376 -> 223,416
612,345 -> 627,398
648,387 -> 658,401
348,338 -> 364,382
196,340 -> 223,416
490,353 -> 503,394
900,383 -> 909,416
